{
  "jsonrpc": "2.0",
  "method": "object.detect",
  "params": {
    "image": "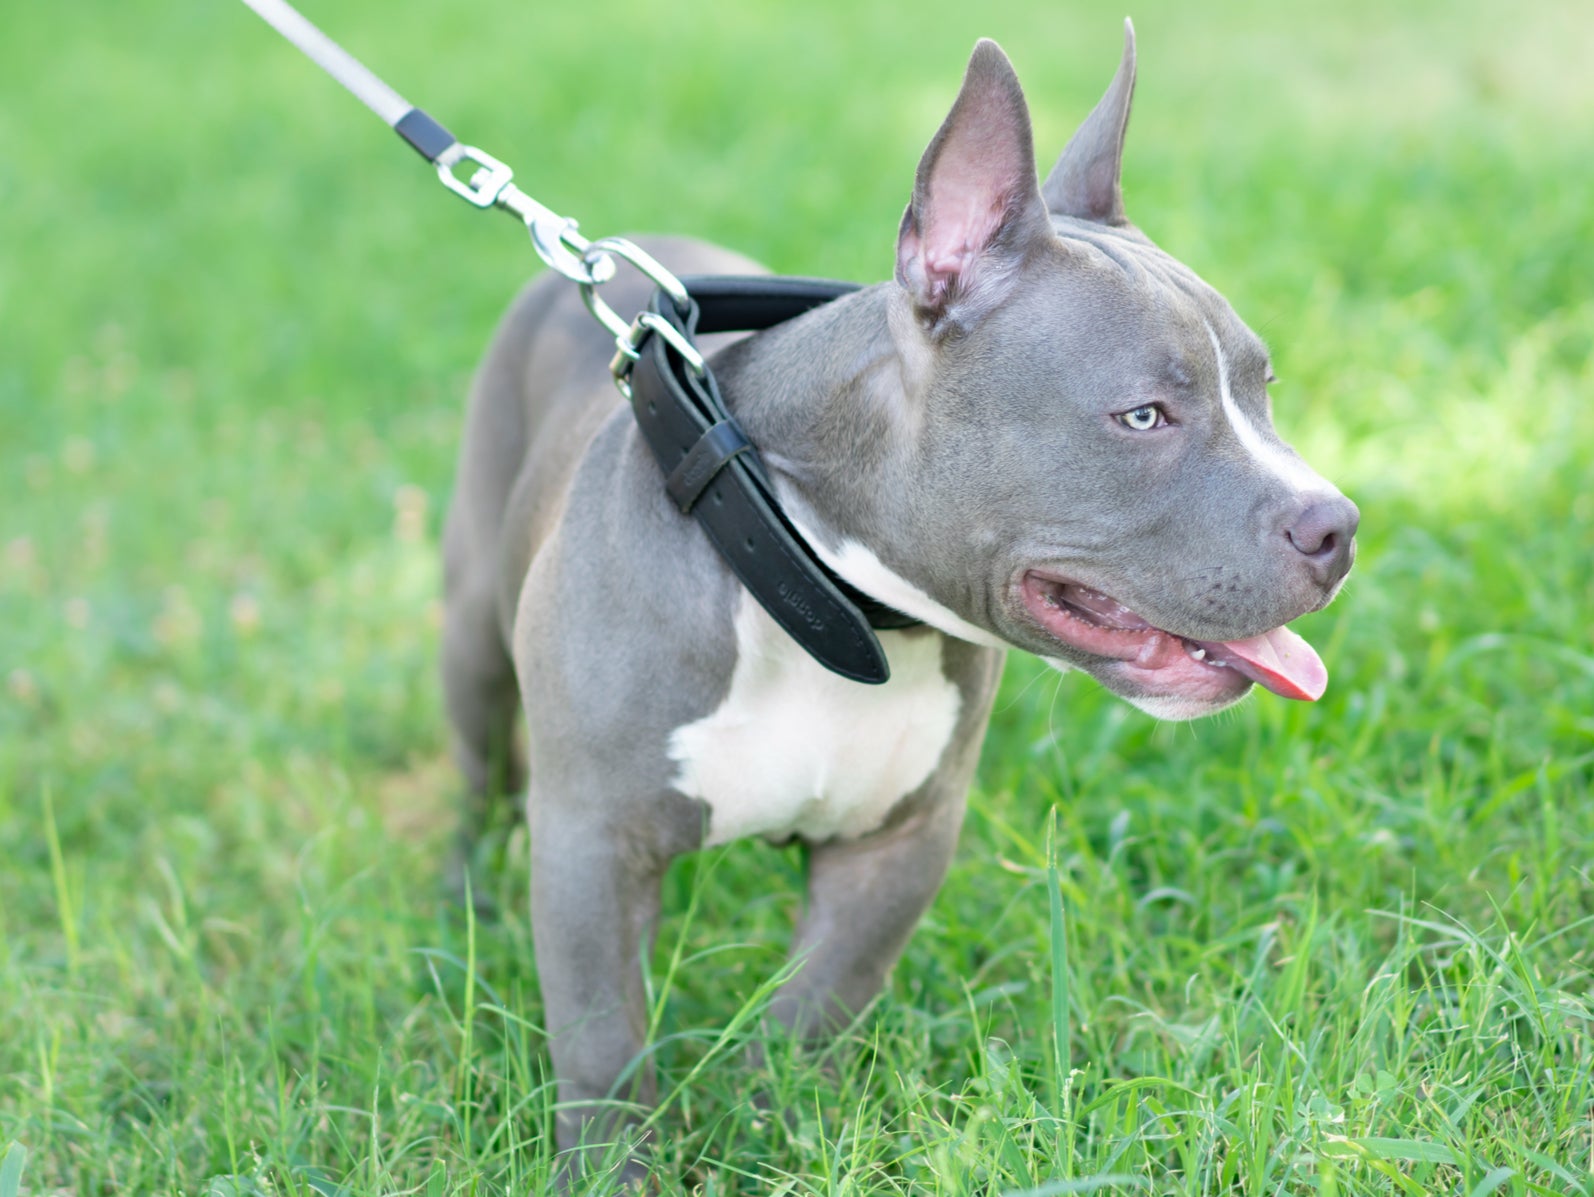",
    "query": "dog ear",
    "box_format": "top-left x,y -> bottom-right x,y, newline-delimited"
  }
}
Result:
896,39 -> 1051,333
1041,18 -> 1137,225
